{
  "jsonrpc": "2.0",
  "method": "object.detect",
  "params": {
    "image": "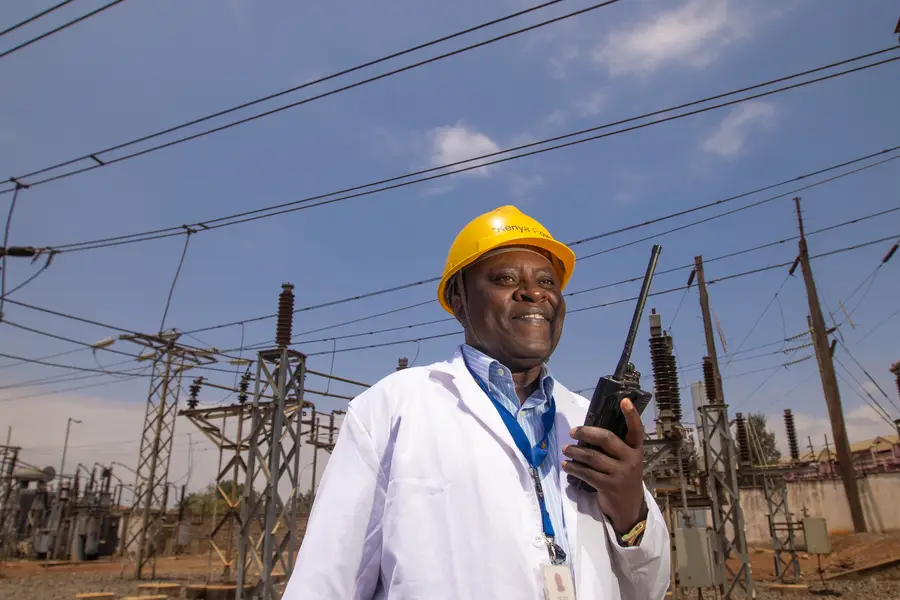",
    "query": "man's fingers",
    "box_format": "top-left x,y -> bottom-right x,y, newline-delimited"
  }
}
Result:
622,397 -> 645,449
570,426 -> 631,460
562,444 -> 617,475
562,460 -> 610,489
